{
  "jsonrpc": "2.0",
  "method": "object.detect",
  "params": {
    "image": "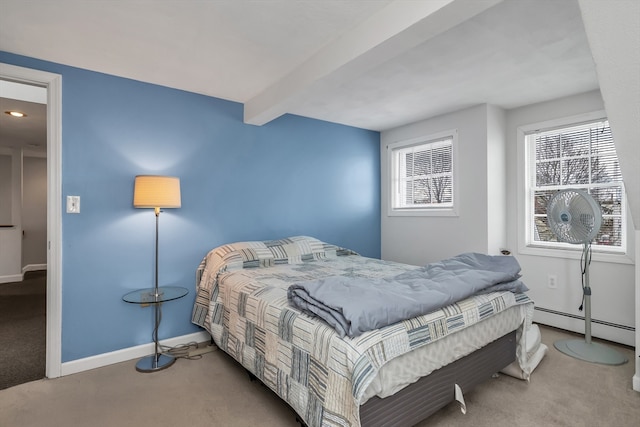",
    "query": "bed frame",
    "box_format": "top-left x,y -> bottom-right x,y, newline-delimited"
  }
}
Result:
247,329 -> 516,427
